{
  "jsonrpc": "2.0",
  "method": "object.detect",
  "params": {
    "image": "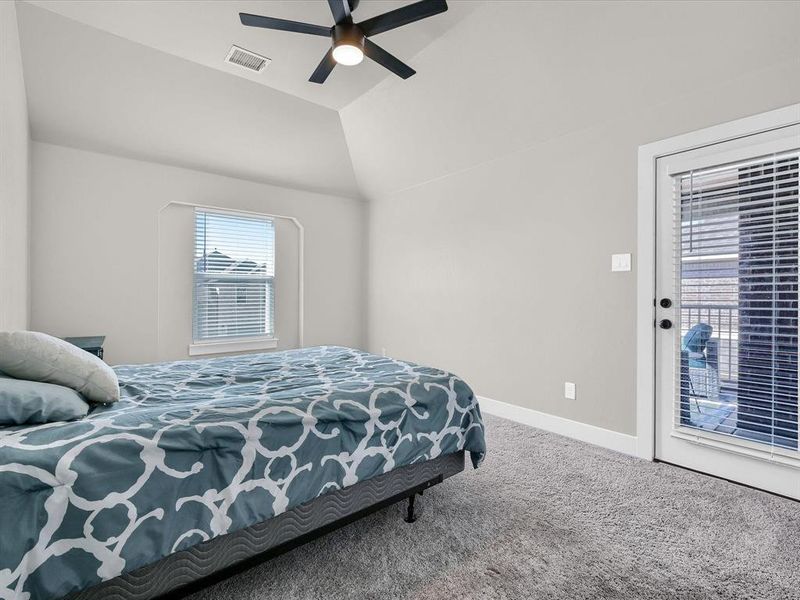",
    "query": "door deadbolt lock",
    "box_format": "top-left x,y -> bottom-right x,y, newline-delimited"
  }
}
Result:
659,319 -> 673,330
